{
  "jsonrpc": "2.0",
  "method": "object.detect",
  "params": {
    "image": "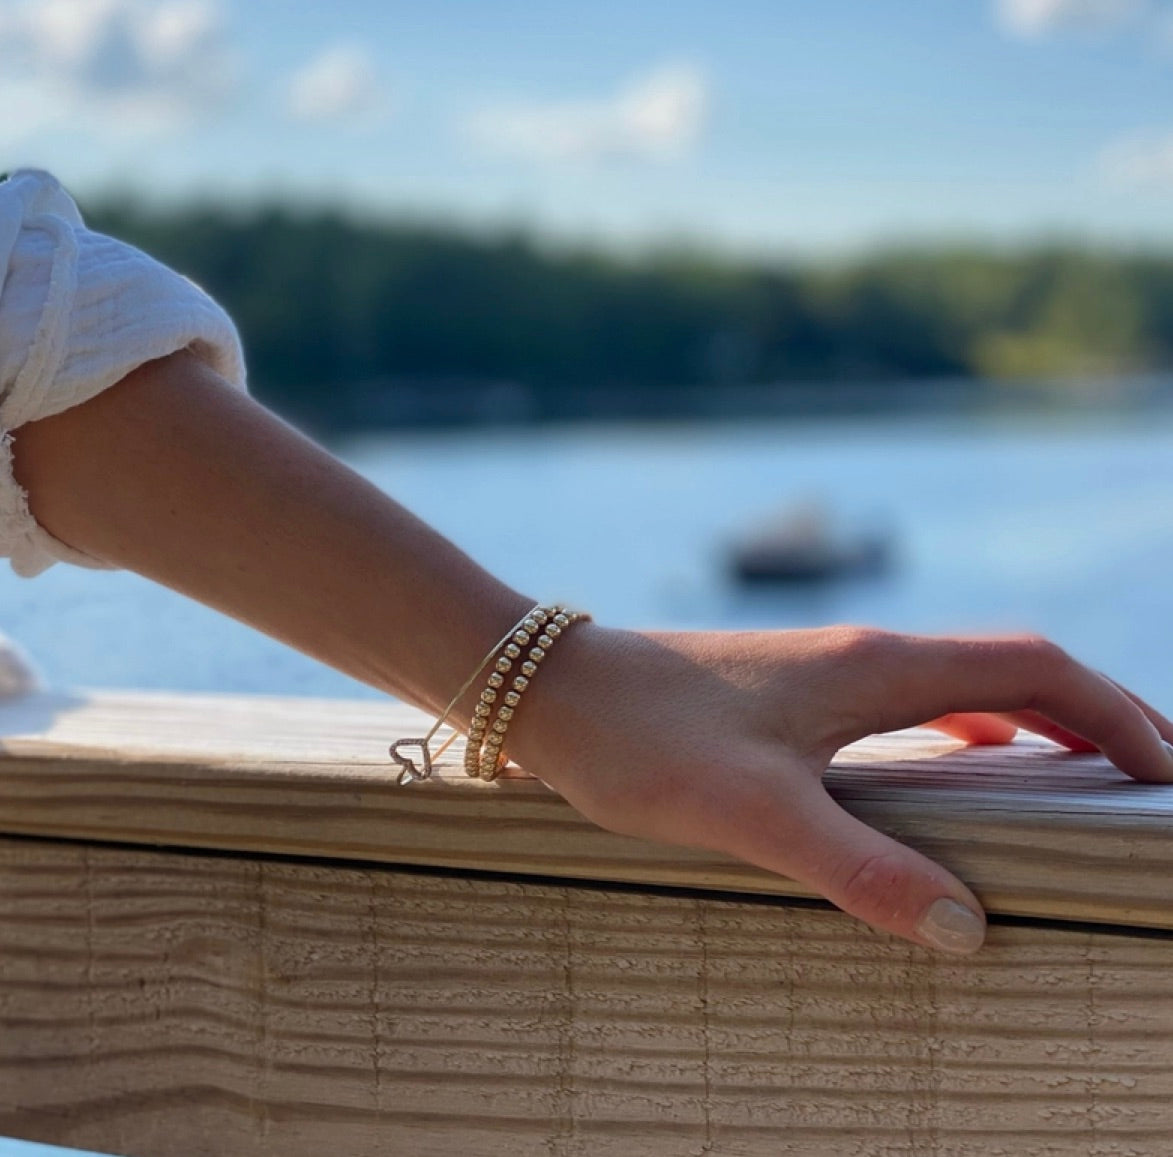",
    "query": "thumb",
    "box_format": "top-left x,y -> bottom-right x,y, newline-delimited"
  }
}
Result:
731,775 -> 987,955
